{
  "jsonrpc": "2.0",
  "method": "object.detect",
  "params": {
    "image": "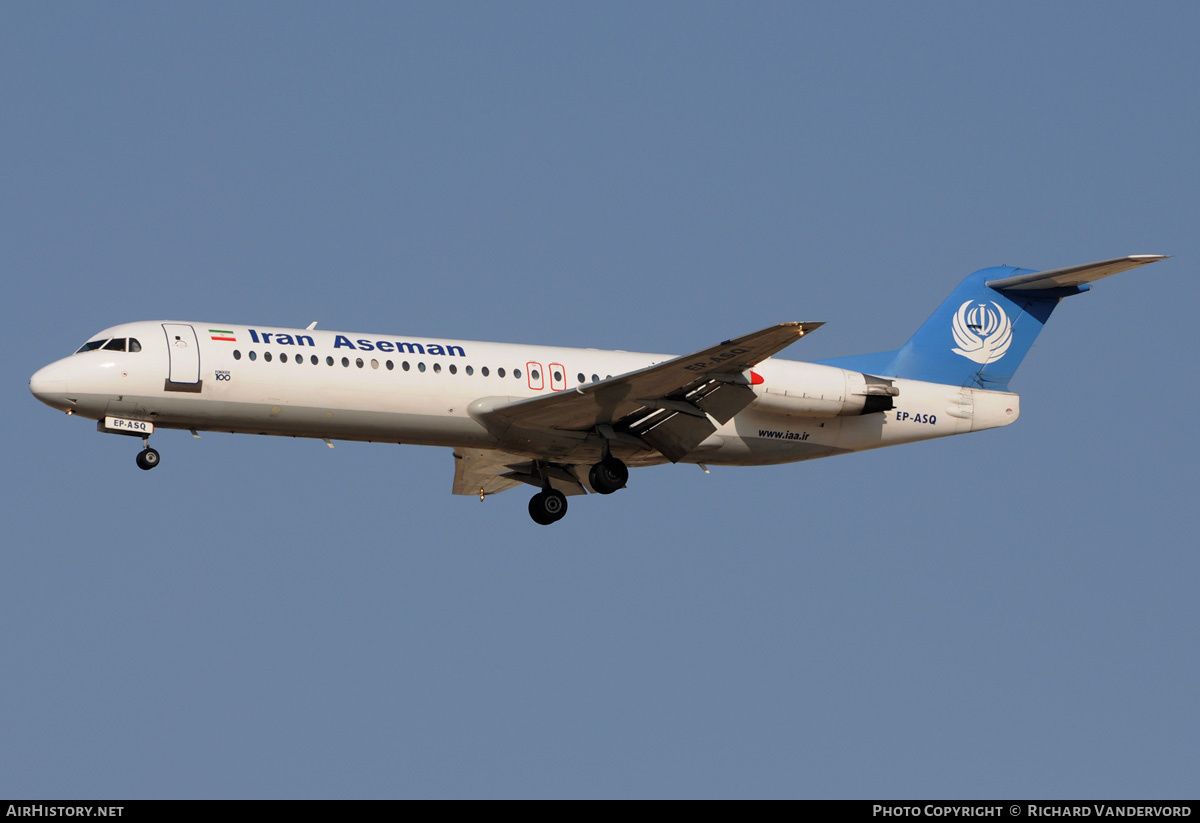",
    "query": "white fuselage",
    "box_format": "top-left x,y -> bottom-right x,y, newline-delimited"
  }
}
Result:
30,321 -> 1020,467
